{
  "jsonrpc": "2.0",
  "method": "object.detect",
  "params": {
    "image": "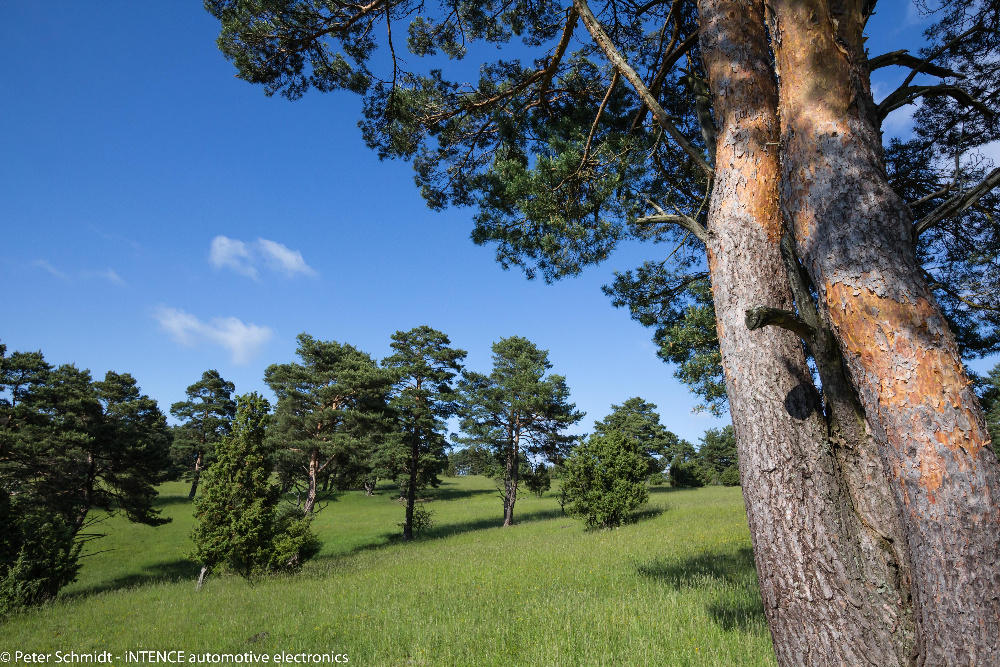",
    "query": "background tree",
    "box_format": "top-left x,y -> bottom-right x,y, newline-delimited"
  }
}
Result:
206,0 -> 1000,659
458,336 -> 583,526
448,443 -> 499,476
0,342 -> 172,608
523,461 -> 551,497
191,392 -> 320,588
382,326 -> 466,541
265,333 -> 394,515
560,430 -> 649,529
593,397 -> 682,477
170,370 -> 236,500
697,425 -> 736,485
